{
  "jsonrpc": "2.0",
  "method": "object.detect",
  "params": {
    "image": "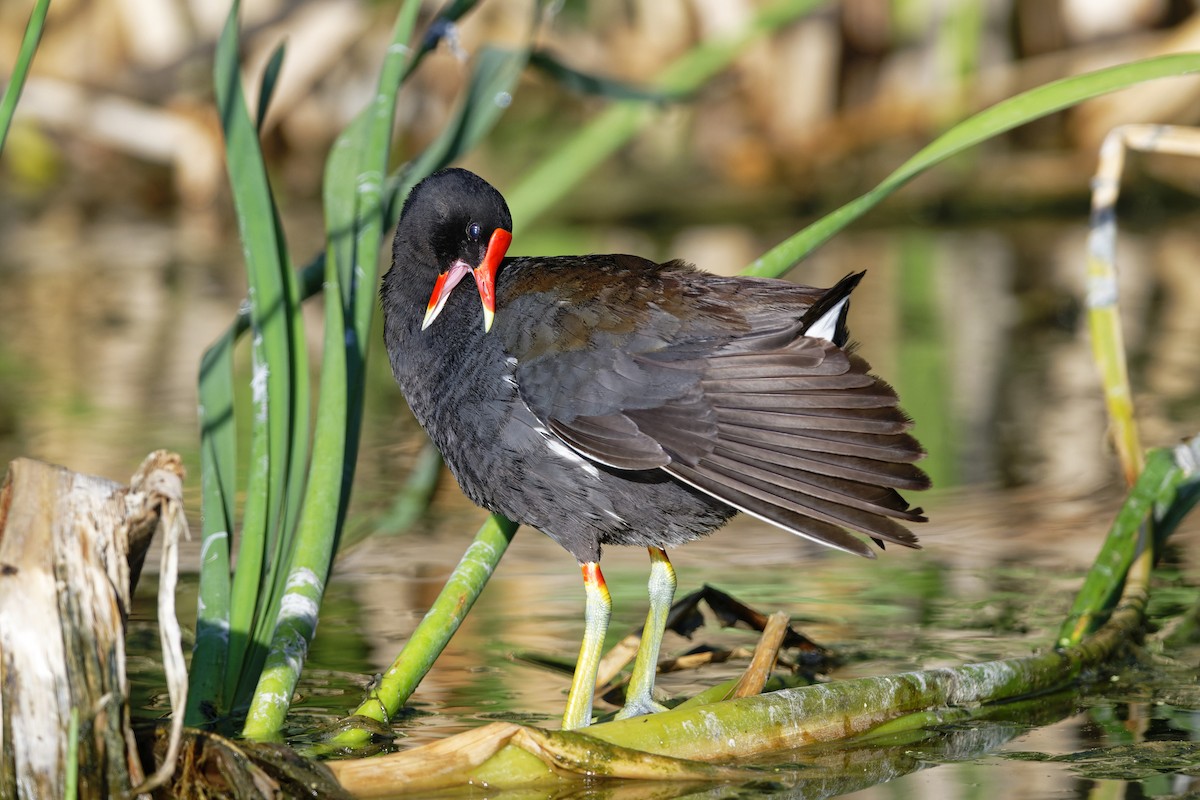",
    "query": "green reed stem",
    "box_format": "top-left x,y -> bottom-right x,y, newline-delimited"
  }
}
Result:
209,0 -> 300,714
187,328 -> 238,724
326,514 -> 519,750
239,0 -> 425,739
242,250 -> 350,738
0,0 -> 50,153
1057,446 -> 1188,648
